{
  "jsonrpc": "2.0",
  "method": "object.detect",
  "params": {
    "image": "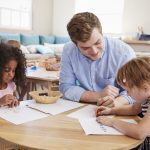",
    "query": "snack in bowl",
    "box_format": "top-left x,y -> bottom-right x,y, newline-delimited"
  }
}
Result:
45,63 -> 60,71
44,58 -> 60,71
29,90 -> 62,104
